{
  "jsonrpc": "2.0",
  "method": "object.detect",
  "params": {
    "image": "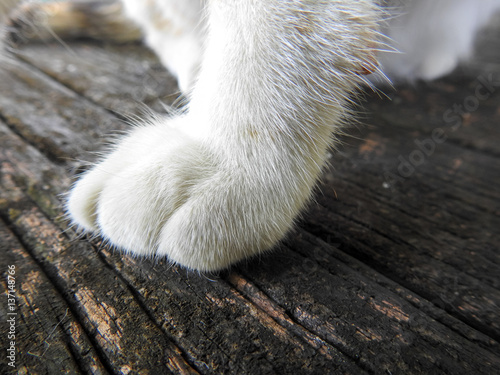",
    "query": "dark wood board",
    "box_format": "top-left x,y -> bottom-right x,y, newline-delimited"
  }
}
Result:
1,21 -> 499,375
